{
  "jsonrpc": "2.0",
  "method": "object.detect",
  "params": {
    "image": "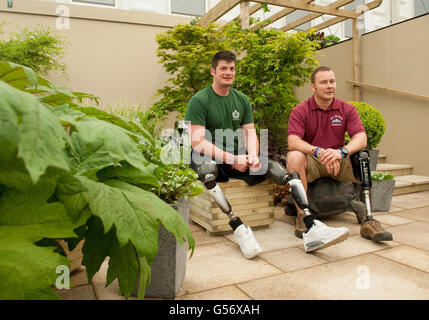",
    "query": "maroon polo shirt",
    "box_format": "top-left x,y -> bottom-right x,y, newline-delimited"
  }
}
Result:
288,96 -> 365,149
